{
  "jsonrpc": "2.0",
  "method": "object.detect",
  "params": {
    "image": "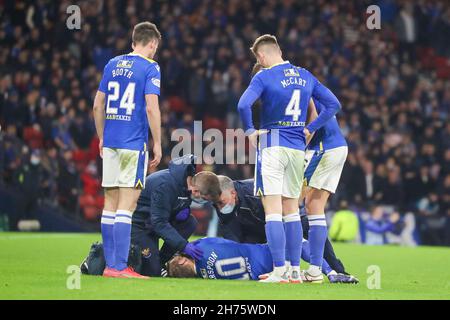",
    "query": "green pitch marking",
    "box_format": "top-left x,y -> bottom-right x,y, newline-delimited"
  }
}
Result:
0,232 -> 449,300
